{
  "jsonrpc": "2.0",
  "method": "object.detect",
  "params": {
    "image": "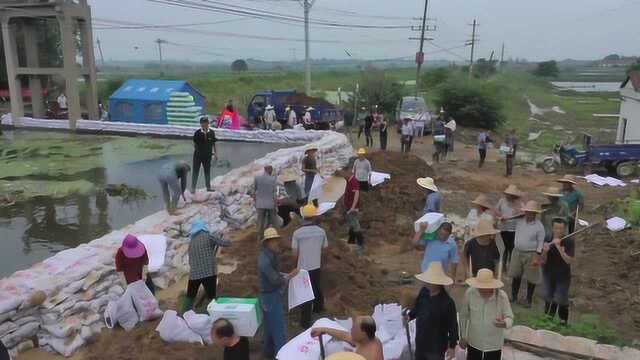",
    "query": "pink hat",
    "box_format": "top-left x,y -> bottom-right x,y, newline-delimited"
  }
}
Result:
121,234 -> 146,259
